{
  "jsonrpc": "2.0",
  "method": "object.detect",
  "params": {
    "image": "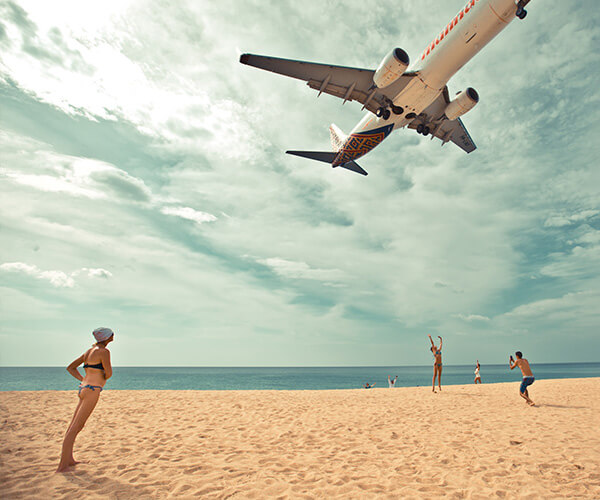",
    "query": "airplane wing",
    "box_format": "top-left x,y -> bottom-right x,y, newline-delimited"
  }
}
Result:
240,53 -> 415,115
413,88 -> 477,153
